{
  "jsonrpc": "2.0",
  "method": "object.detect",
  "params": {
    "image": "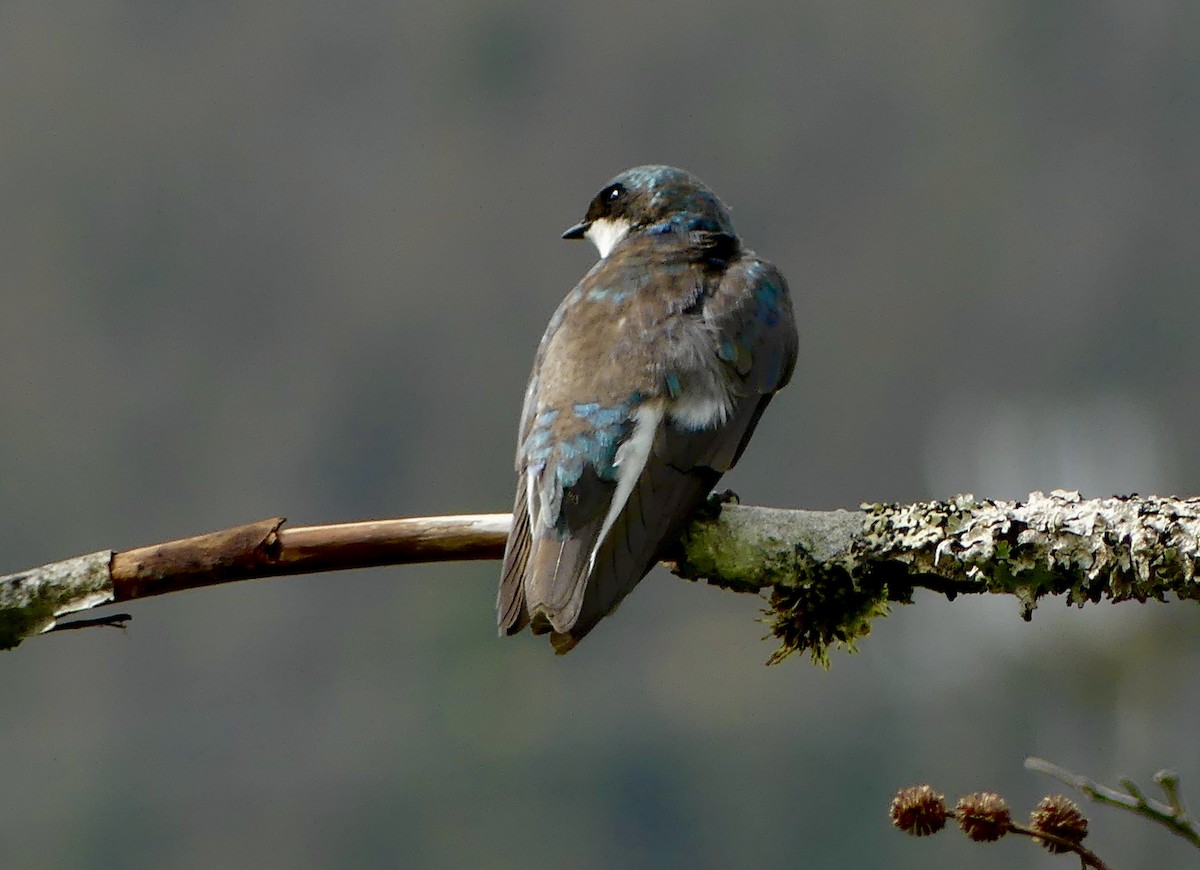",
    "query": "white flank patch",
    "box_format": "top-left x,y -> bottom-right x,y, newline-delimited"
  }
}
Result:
588,401 -> 665,574
526,469 -> 538,527
585,217 -> 631,258
669,391 -> 732,430
535,469 -> 562,530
